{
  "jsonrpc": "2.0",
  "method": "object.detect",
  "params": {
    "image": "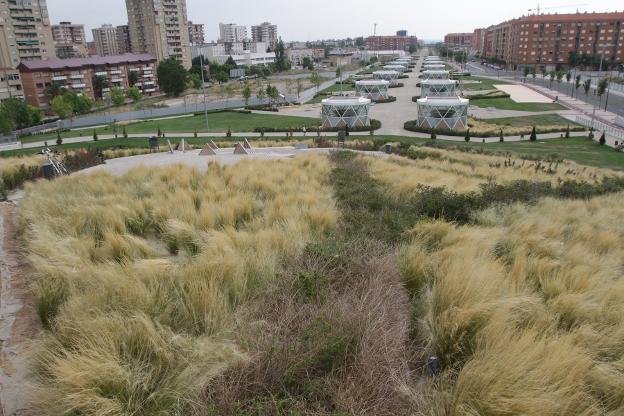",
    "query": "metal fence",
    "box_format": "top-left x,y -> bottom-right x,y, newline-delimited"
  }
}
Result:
575,116 -> 624,141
